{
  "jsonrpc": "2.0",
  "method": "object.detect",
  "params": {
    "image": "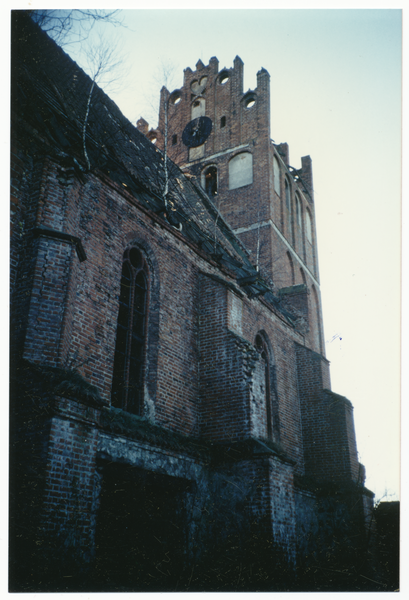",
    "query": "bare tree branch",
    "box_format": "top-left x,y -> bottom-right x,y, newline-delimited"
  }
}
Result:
81,34 -> 126,171
28,9 -> 124,46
